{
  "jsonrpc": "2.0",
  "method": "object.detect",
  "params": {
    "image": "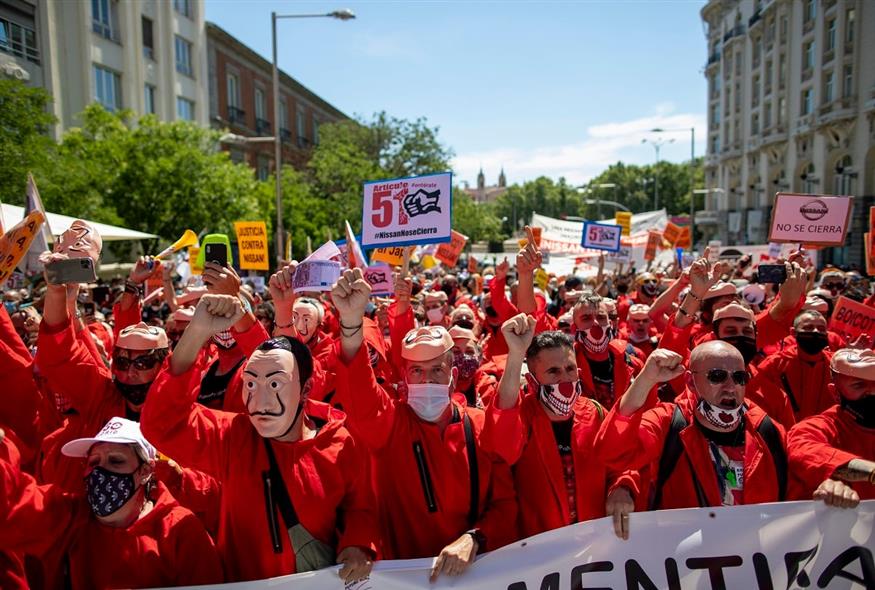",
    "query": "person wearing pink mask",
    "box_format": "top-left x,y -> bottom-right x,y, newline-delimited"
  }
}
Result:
448,326 -> 485,407
332,268 -> 517,583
